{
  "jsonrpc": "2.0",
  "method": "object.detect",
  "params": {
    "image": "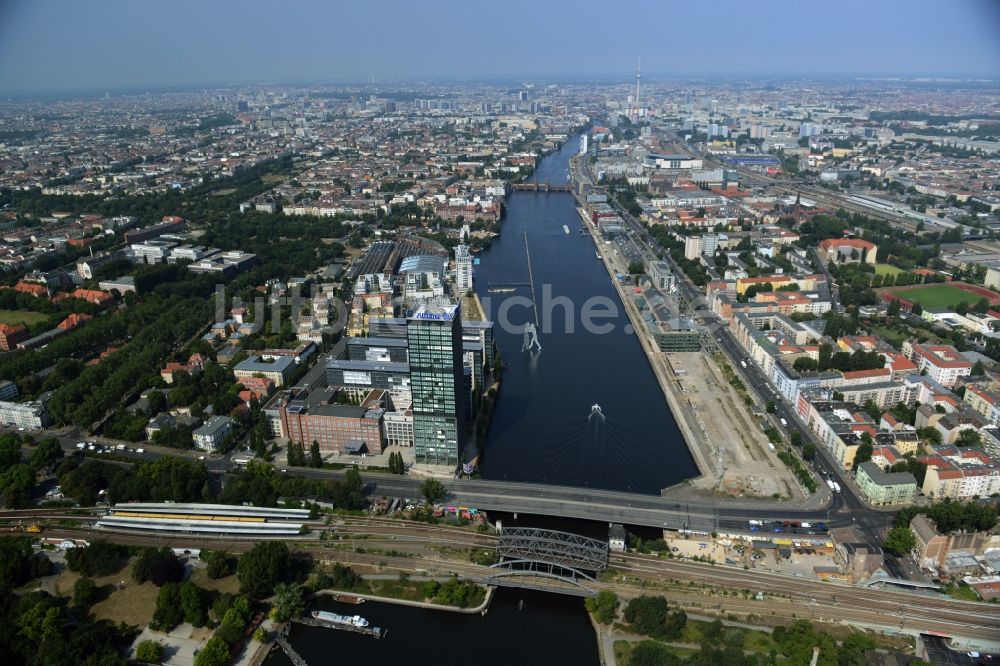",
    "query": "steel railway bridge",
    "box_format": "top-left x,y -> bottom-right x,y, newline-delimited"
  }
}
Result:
485,527 -> 609,595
